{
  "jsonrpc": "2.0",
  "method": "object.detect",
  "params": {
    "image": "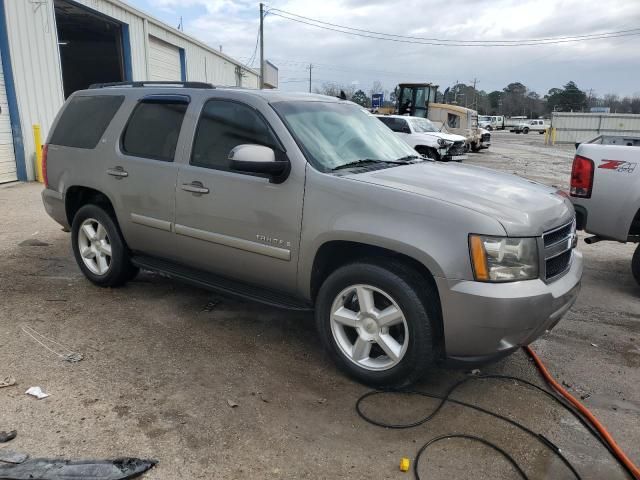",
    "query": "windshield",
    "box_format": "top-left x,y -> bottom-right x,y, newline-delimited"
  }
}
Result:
408,117 -> 438,133
272,101 -> 418,171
